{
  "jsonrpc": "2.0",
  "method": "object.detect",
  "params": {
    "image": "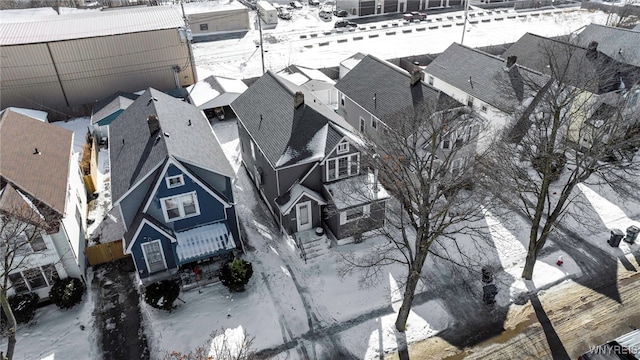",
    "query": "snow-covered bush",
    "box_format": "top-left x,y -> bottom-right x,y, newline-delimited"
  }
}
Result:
144,280 -> 180,311
219,259 -> 253,293
5,292 -> 40,324
49,277 -> 85,309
